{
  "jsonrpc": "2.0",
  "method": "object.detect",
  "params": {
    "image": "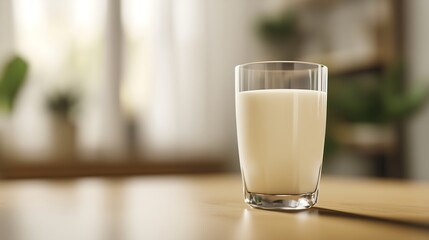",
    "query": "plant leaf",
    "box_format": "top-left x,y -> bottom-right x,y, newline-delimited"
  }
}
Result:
0,56 -> 28,113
